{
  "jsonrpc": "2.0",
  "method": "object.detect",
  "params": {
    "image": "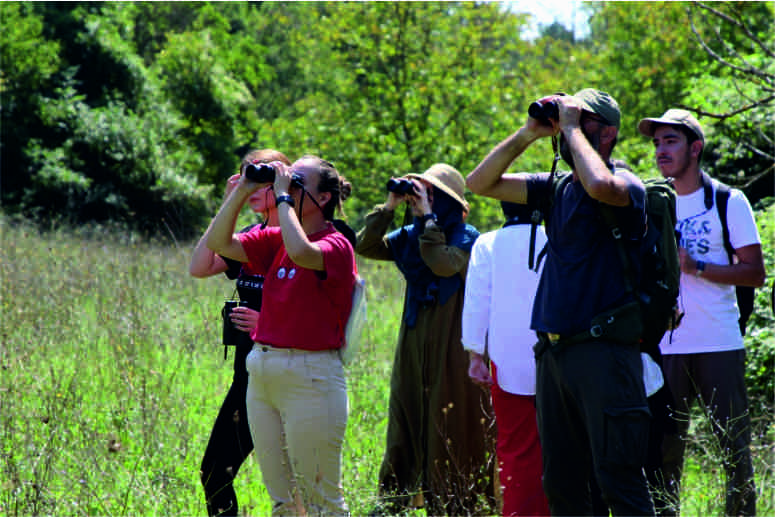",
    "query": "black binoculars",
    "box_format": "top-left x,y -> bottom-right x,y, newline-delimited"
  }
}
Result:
221,300 -> 254,348
244,163 -> 304,188
528,100 -> 559,124
386,178 -> 417,196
